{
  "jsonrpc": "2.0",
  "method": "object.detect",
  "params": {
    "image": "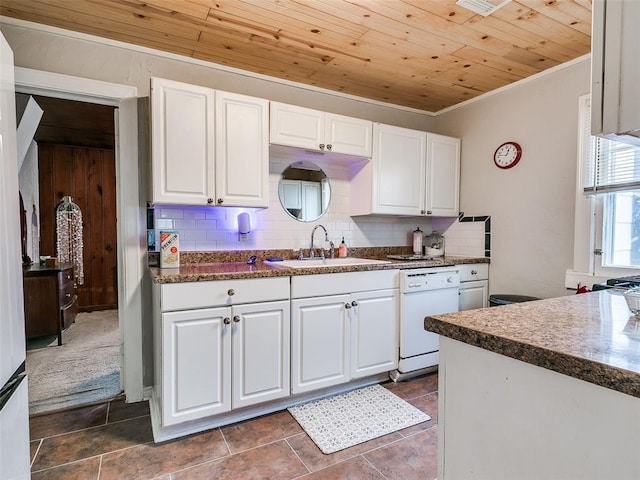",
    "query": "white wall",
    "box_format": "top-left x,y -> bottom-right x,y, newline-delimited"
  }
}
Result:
435,59 -> 591,299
